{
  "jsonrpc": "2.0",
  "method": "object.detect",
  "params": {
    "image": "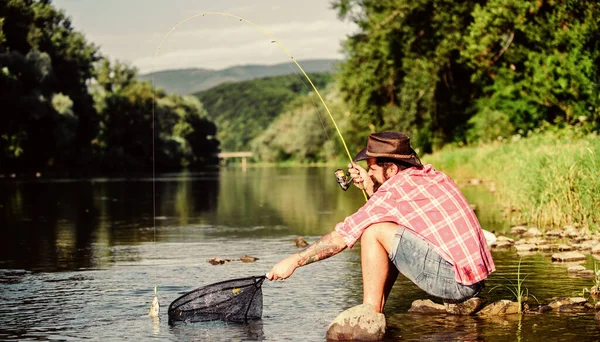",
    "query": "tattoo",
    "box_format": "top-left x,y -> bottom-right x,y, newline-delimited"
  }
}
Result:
296,231 -> 346,266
